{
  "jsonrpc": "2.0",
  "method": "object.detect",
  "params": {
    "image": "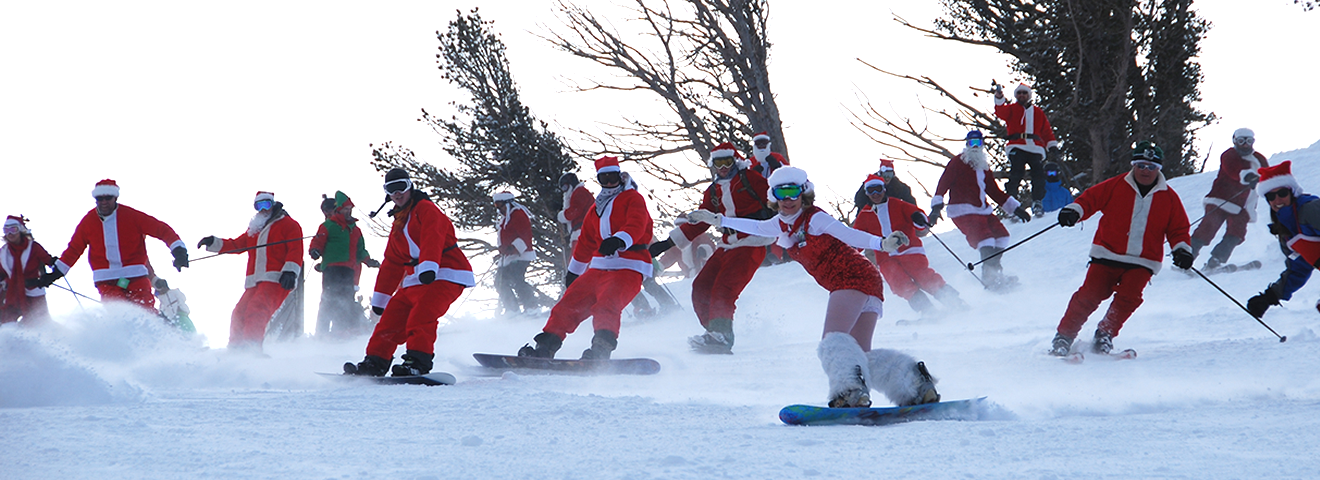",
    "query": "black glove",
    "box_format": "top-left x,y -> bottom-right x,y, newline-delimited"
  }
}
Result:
649,238 -> 675,258
928,204 -> 944,227
171,246 -> 189,271
564,272 -> 578,287
197,236 -> 218,249
279,271 -> 297,290
1172,248 -> 1194,270
364,258 -> 380,268
372,306 -> 385,316
418,270 -> 436,285
1244,172 -> 1260,184
308,248 -> 321,260
1013,205 -> 1032,222
1047,146 -> 1061,163
1268,223 -> 1287,237
26,269 -> 64,289
1246,289 -> 1280,318
598,236 -> 626,256
911,212 -> 929,228
1058,208 -> 1081,227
